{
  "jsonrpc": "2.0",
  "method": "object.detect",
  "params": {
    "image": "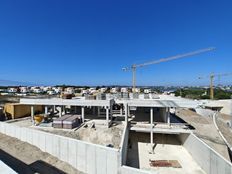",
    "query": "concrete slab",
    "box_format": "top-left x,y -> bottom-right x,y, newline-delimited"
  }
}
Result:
45,133 -> 53,154
60,138 -> 68,162
38,131 -> 46,151
52,135 -> 60,157
76,141 -> 86,172
32,129 -> 39,147
96,147 -> 107,174
107,150 -> 118,174
86,144 -> 96,174
26,128 -> 33,144
68,139 -> 77,168
20,128 -> 27,142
